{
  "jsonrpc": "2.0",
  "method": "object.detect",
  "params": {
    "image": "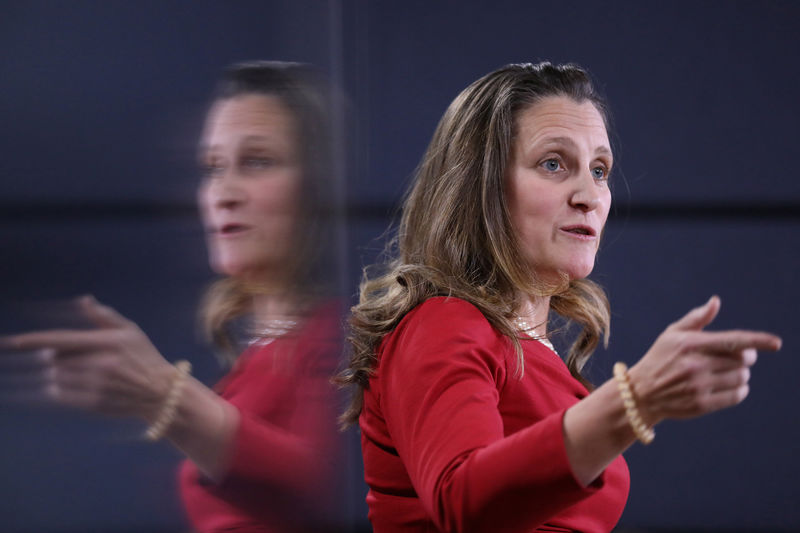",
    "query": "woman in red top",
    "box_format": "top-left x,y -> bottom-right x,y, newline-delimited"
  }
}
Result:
3,62 -> 344,532
338,62 -> 782,532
